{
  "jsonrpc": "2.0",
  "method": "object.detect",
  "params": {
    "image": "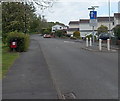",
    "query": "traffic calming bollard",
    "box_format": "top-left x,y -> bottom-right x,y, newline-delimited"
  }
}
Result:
107,39 -> 110,51
99,39 -> 102,51
90,37 -> 92,46
86,38 -> 88,47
